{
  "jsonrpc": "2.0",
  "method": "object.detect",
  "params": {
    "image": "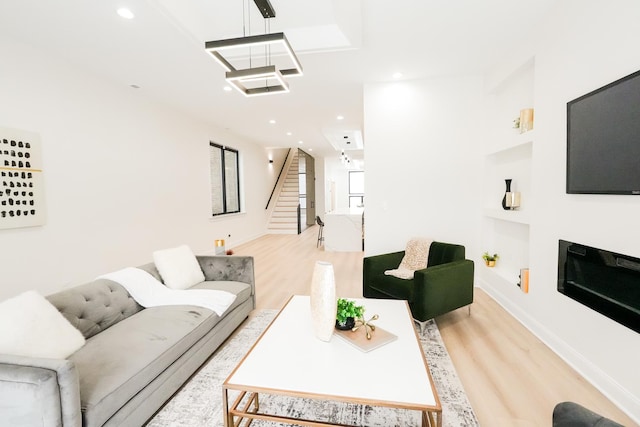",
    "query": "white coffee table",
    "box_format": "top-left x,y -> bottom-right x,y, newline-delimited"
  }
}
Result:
222,295 -> 442,426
